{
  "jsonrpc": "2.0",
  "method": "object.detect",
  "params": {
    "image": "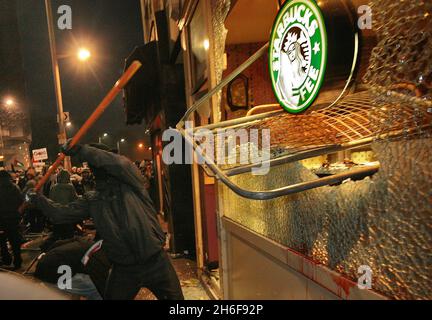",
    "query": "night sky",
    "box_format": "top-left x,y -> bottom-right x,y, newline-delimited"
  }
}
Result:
16,0 -> 151,162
